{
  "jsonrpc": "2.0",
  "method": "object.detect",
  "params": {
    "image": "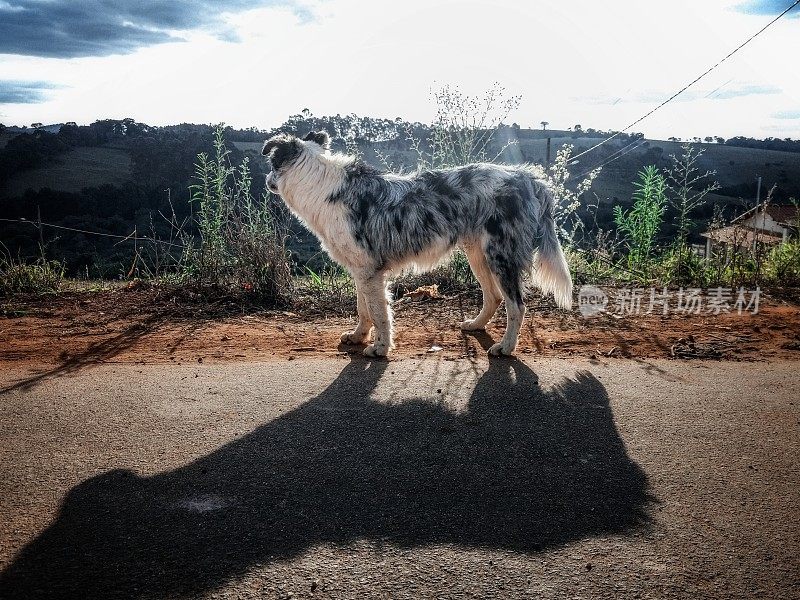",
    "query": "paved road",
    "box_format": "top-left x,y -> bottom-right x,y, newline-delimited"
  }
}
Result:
0,354 -> 798,599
